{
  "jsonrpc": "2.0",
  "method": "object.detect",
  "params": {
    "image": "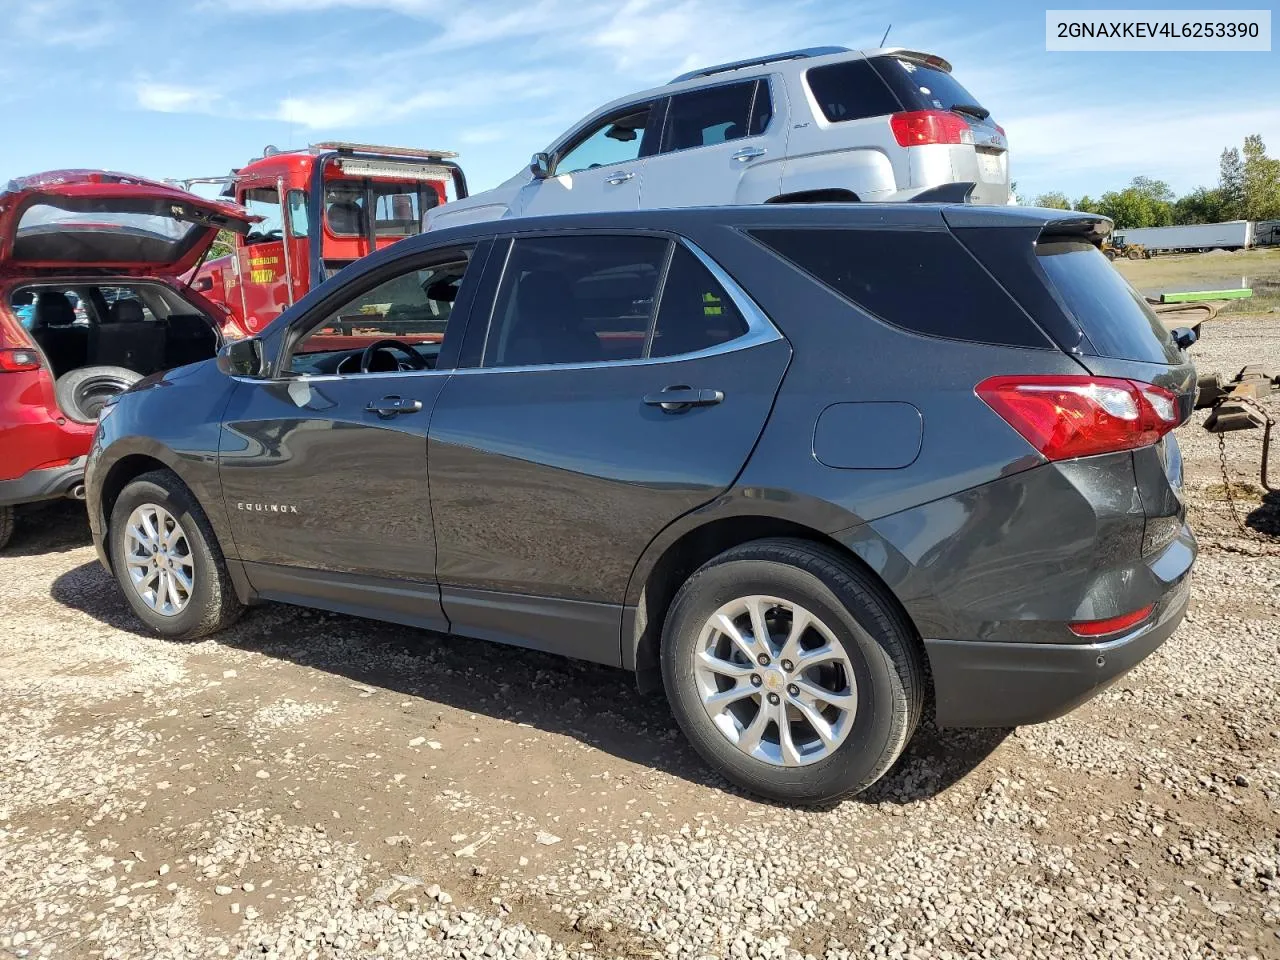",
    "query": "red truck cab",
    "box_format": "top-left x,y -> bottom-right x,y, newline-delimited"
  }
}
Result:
190,142 -> 467,336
